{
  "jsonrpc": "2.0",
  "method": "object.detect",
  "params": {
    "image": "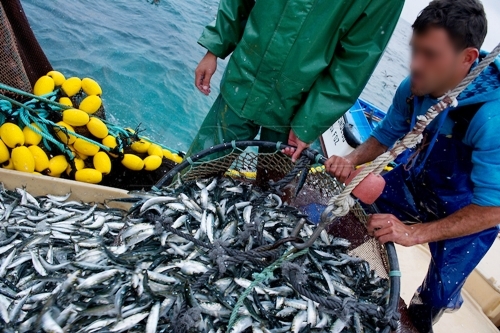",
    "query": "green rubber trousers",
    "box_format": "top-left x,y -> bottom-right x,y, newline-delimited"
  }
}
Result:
186,94 -> 289,159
